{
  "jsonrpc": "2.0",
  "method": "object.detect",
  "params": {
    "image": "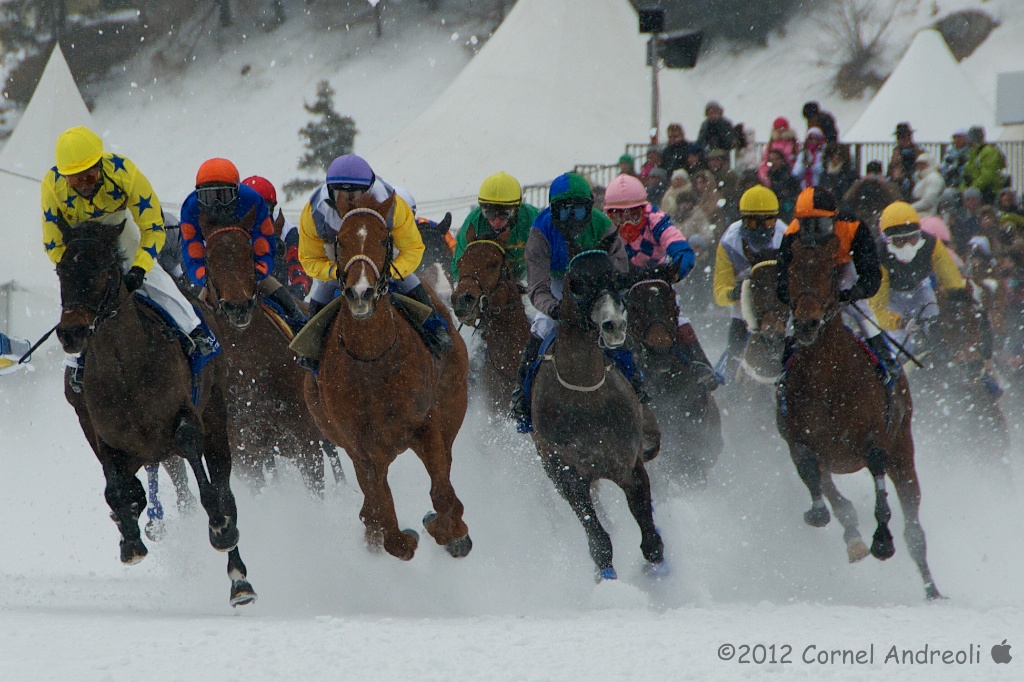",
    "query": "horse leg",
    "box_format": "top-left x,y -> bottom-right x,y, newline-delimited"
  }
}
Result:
414,427 -> 471,557
622,461 -> 665,567
791,443 -> 830,527
294,446 -> 326,499
98,443 -> 148,565
889,461 -> 942,599
323,441 -> 346,485
349,451 -> 418,560
143,464 -> 166,542
162,456 -> 197,515
820,474 -> 868,562
540,451 -> 615,580
865,446 -> 895,560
